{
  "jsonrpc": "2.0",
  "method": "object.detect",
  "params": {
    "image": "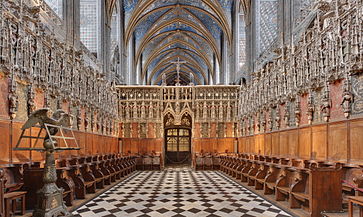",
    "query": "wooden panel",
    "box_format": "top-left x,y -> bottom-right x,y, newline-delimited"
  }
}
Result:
192,139 -> 201,153
255,135 -> 264,155
312,125 -> 327,160
85,132 -> 93,155
12,121 -> 31,162
217,138 -> 234,153
0,121 -> 10,163
249,136 -> 255,154
279,131 -> 288,156
238,138 -> 246,153
350,120 -> 363,163
271,132 -> 279,156
288,130 -> 298,157
328,123 -> 348,162
298,127 -> 311,159
264,134 -> 272,156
